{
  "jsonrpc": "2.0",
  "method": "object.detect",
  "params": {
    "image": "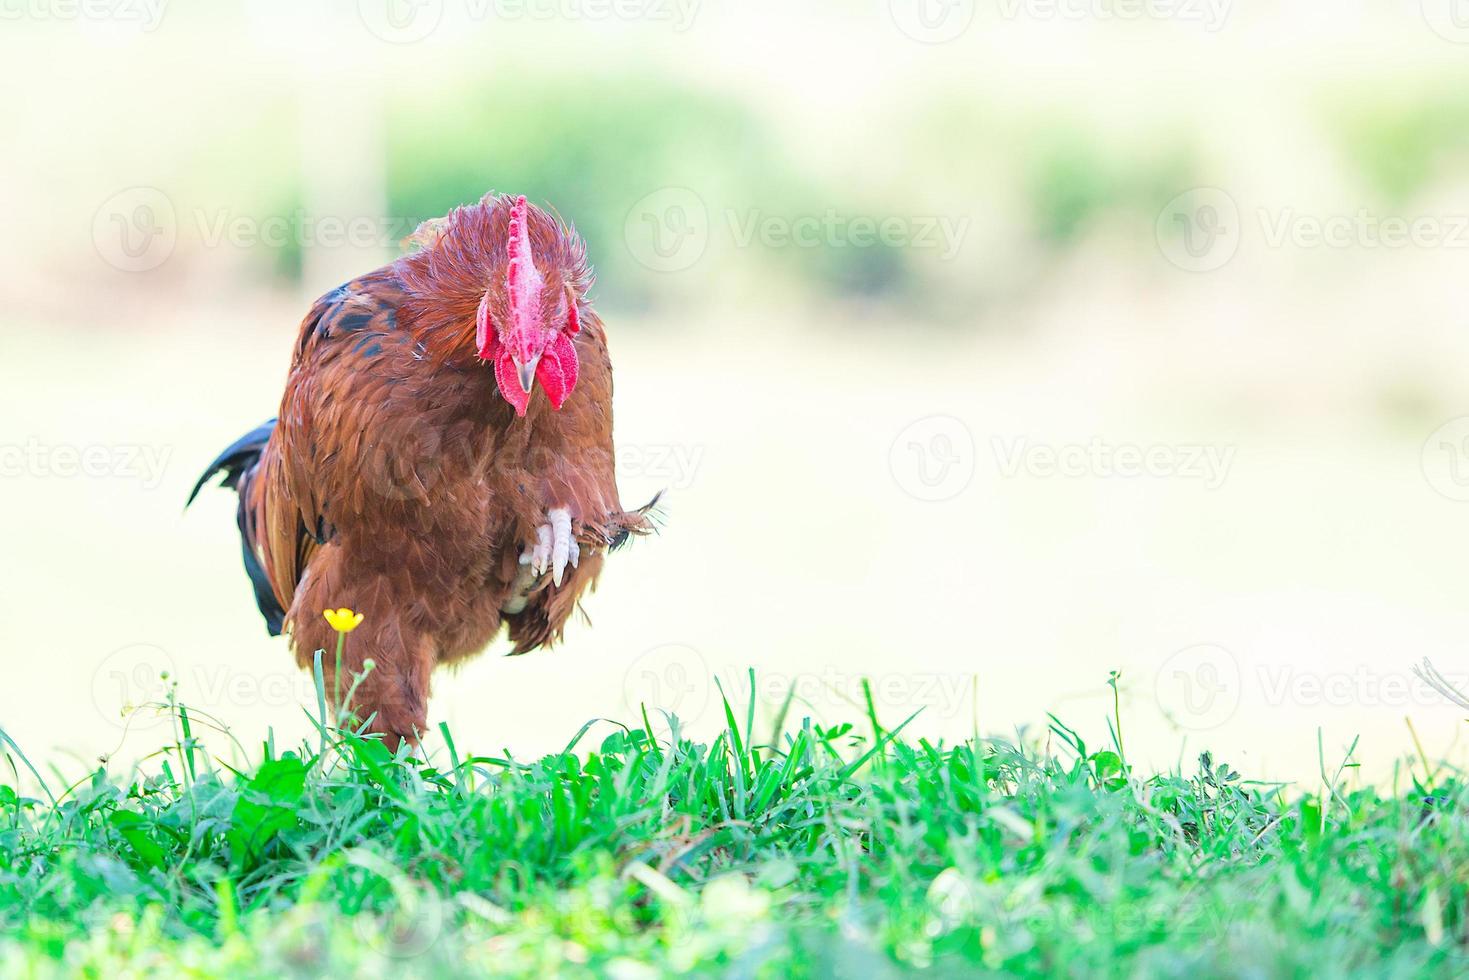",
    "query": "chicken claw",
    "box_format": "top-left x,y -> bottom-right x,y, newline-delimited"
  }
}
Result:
519,507 -> 579,587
